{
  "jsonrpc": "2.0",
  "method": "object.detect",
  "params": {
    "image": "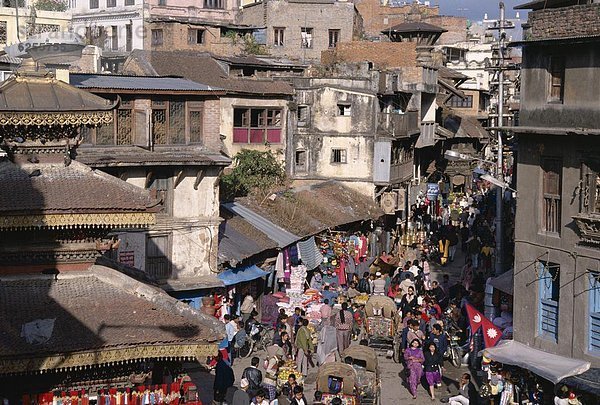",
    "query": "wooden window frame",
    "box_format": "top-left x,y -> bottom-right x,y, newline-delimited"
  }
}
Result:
301,27 -> 313,49
188,28 -> 205,45
151,29 -> 163,46
328,29 -> 340,48
541,157 -> 562,234
145,232 -> 172,279
233,107 -> 283,144
581,160 -> 600,215
548,56 -> 565,104
274,27 -> 285,47
537,261 -> 560,342
89,0 -> 98,8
